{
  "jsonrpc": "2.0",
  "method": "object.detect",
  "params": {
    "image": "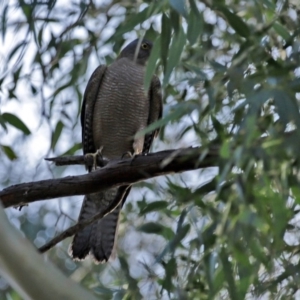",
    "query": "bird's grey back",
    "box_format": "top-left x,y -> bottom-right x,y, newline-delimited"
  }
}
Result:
93,57 -> 149,159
